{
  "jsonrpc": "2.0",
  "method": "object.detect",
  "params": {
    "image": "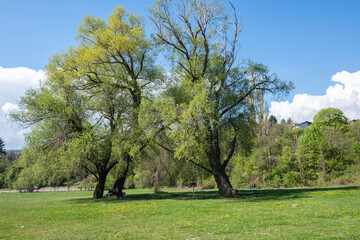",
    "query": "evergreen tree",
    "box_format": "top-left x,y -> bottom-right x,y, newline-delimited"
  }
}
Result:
0,137 -> 6,155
